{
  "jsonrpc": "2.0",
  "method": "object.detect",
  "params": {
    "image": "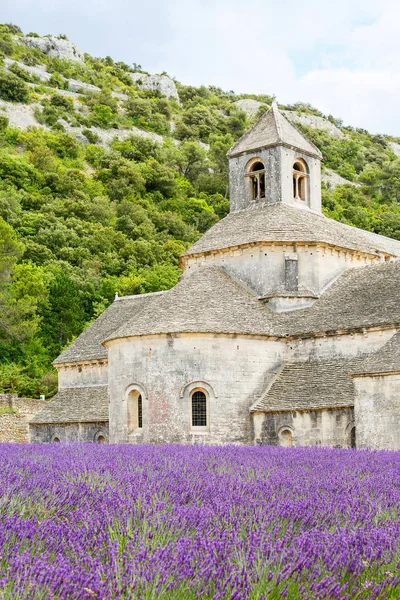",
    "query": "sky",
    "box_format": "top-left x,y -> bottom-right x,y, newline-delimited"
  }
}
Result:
2,0 -> 400,135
